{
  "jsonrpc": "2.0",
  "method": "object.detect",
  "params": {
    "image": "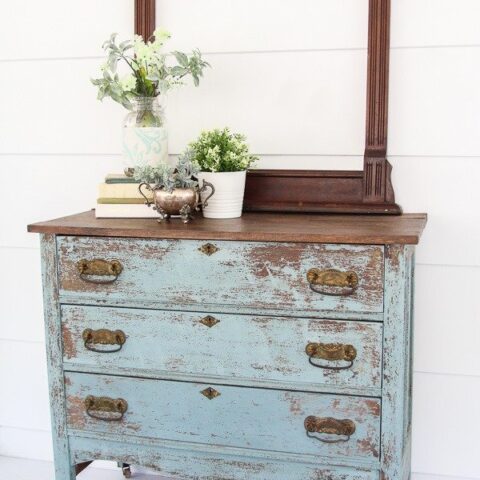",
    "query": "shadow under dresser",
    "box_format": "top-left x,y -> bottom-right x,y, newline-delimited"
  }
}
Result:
28,210 -> 427,480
